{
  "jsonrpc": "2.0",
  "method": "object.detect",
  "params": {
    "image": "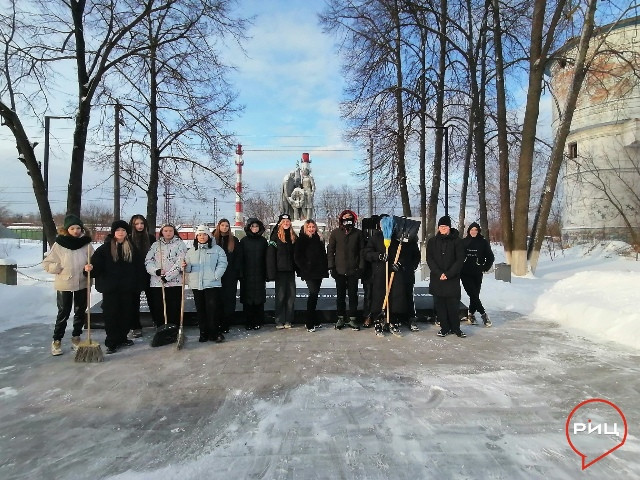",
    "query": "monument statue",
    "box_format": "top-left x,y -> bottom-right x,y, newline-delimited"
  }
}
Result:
281,153 -> 316,221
